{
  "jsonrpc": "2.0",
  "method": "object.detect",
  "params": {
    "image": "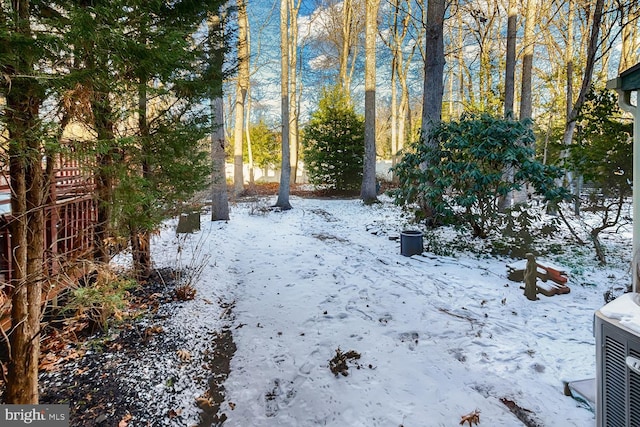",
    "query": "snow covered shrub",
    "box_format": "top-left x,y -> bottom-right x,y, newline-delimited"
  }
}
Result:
301,85 -> 365,191
391,113 -> 568,239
